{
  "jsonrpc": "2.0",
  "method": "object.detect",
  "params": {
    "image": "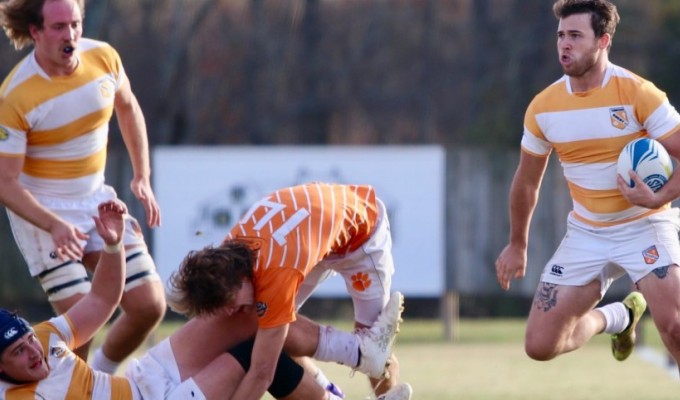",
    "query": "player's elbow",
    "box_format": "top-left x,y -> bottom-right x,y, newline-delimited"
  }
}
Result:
250,362 -> 276,390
